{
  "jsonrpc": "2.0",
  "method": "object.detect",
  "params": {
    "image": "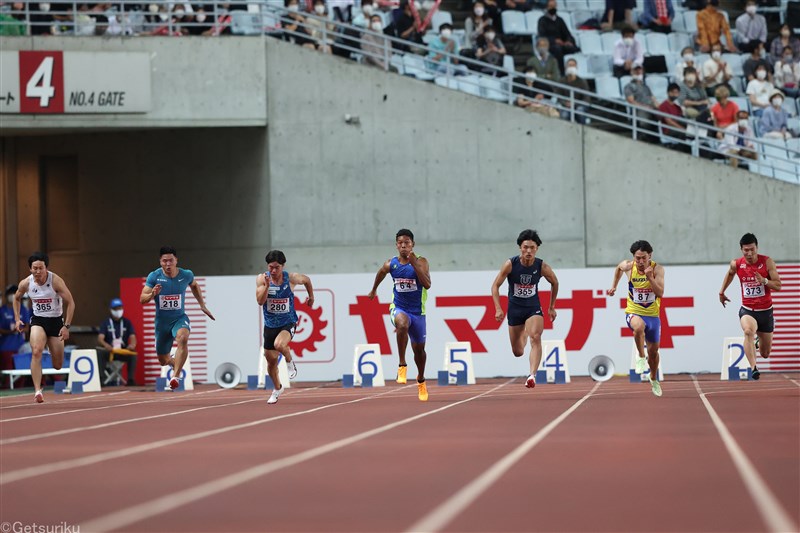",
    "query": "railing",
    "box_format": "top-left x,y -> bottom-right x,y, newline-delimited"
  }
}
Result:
1,1 -> 798,182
